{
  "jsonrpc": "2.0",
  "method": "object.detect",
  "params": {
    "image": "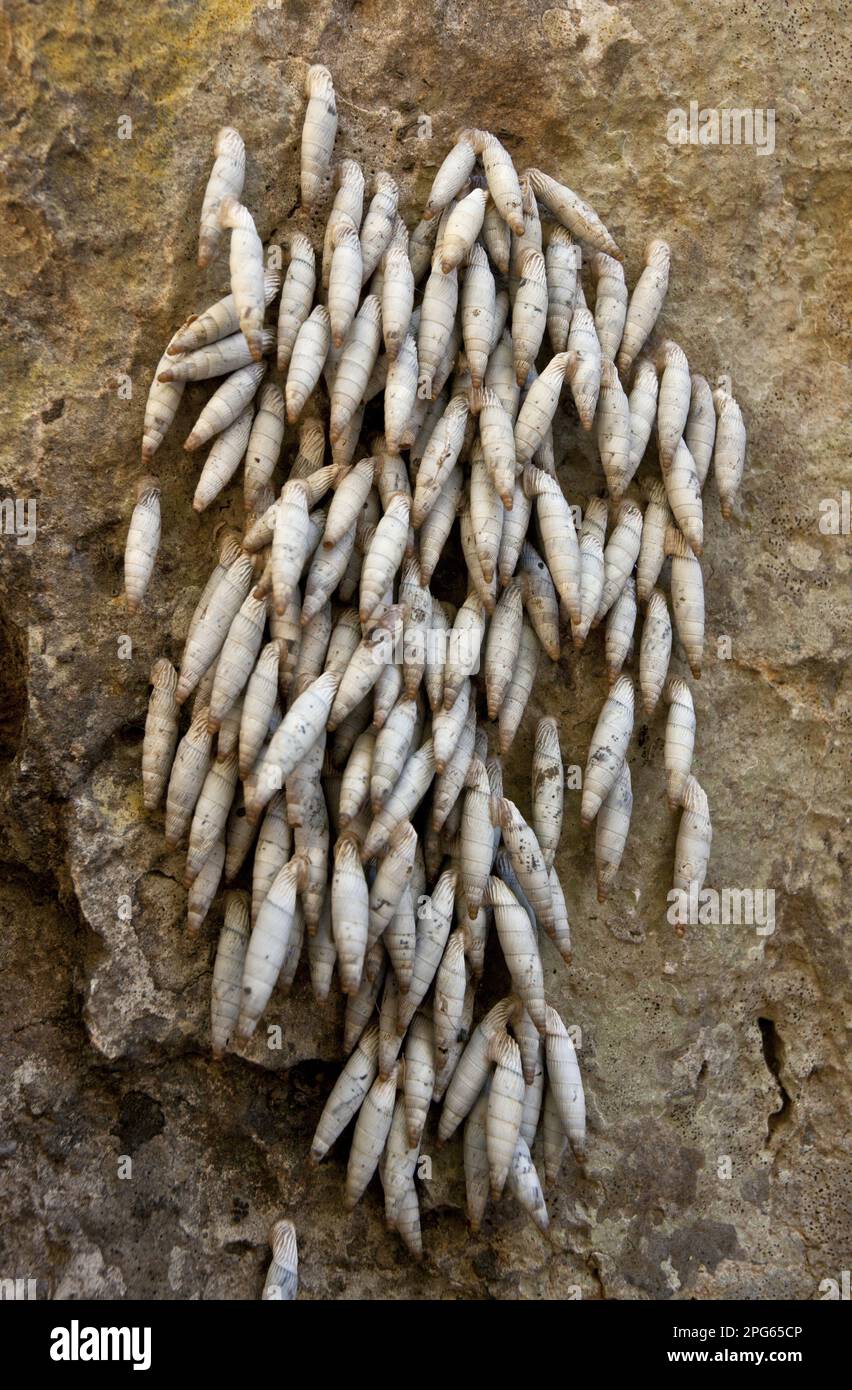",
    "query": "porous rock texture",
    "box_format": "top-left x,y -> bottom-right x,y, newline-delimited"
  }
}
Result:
0,0 -> 849,1300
